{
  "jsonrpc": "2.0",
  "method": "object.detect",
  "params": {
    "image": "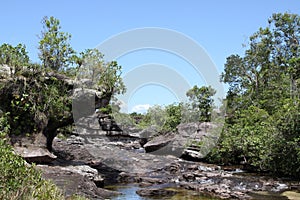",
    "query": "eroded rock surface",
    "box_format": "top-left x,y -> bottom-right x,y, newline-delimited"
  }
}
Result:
37,165 -> 118,199
12,115 -> 300,199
